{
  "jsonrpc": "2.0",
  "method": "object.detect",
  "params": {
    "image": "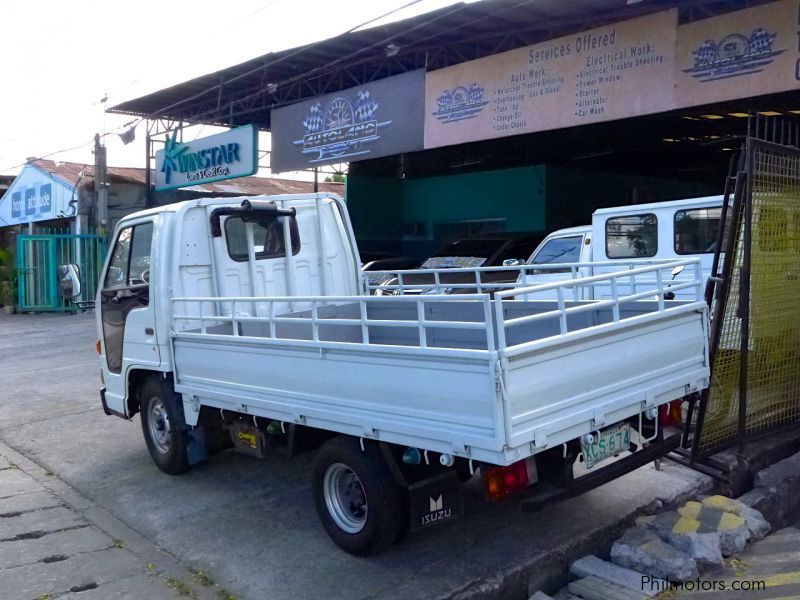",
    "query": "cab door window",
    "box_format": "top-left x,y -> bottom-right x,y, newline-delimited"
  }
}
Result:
104,223 -> 153,289
101,222 -> 153,375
